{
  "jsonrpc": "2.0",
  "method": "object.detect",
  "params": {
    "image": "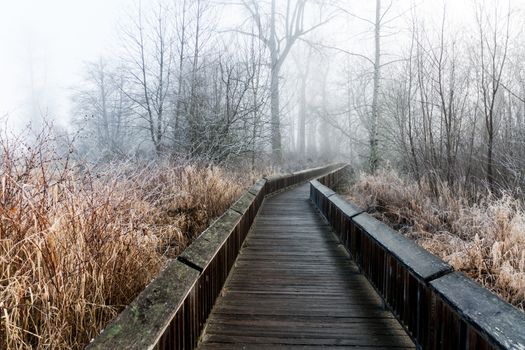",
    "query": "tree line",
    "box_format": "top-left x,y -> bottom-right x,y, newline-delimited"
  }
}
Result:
72,0 -> 334,166
73,0 -> 525,195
